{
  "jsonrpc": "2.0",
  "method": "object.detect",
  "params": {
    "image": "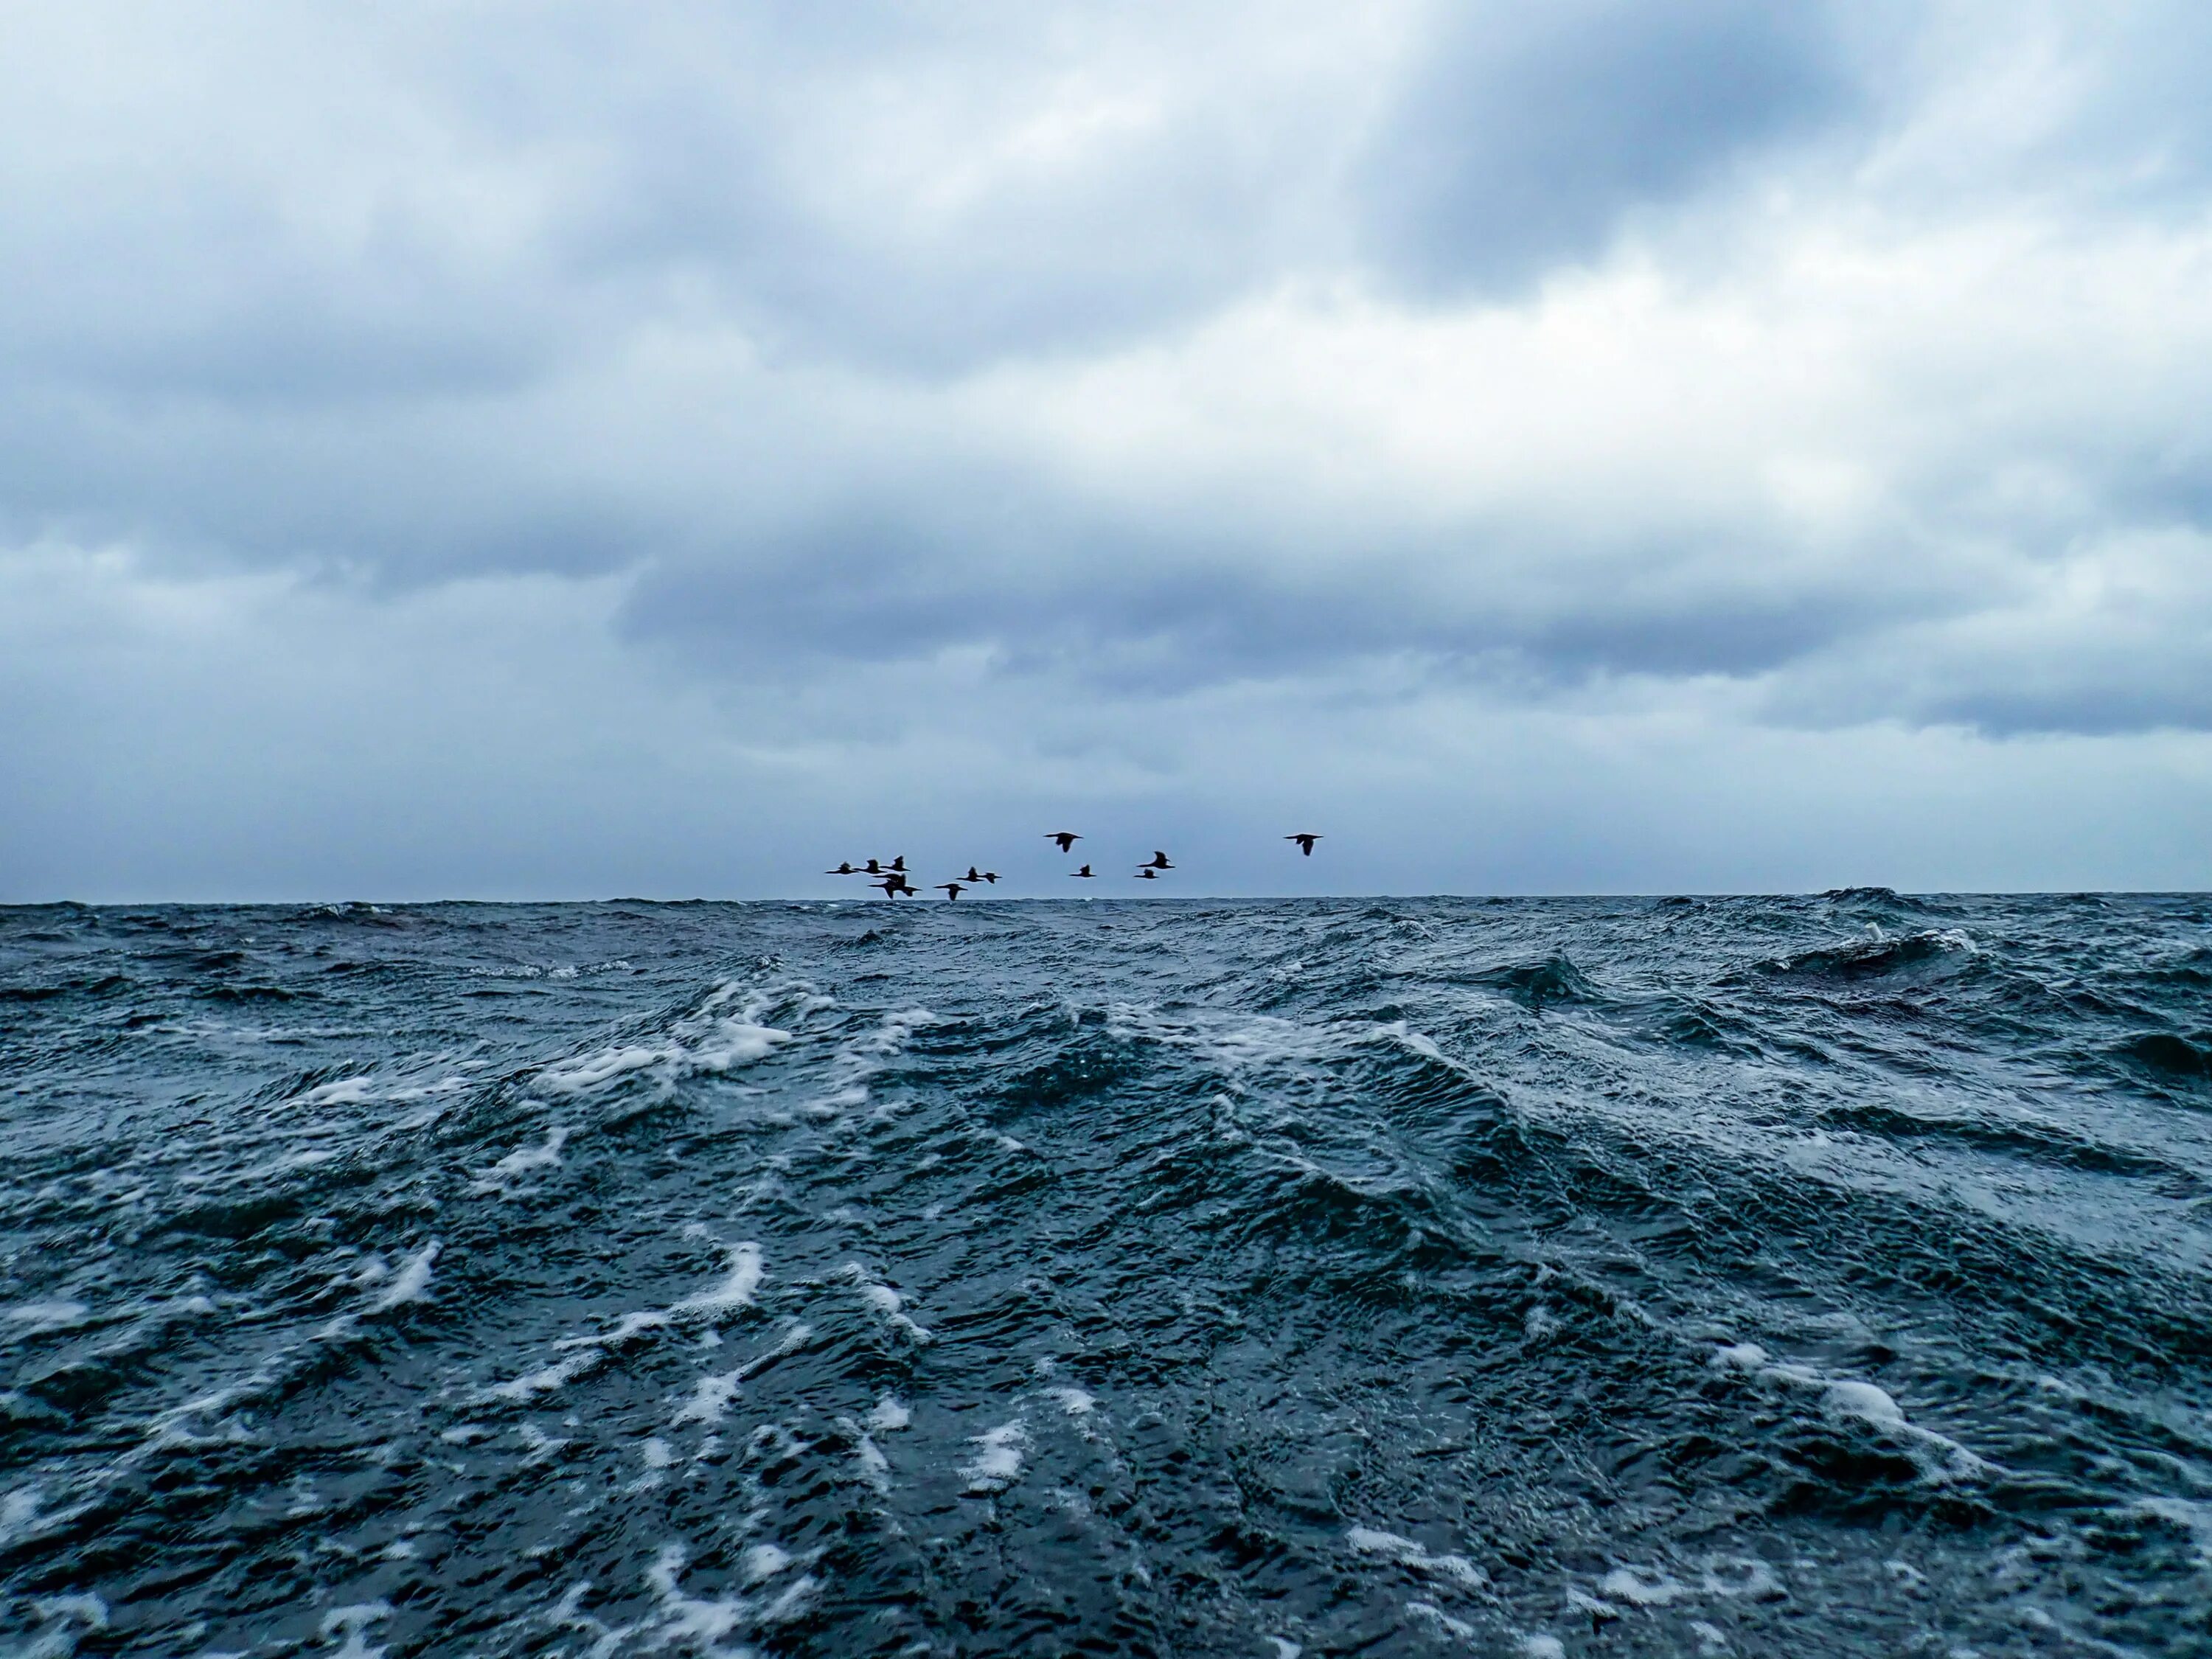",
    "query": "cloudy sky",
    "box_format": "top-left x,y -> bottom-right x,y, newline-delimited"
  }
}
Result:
4,1 -> 2209,900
